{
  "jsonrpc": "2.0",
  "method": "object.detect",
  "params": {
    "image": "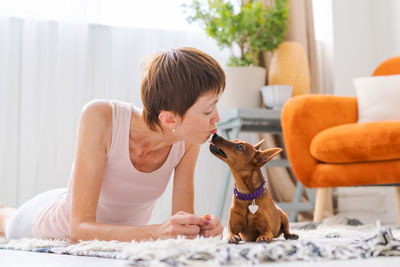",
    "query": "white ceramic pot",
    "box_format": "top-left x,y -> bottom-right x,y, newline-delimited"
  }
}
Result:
218,66 -> 266,113
261,84 -> 293,110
